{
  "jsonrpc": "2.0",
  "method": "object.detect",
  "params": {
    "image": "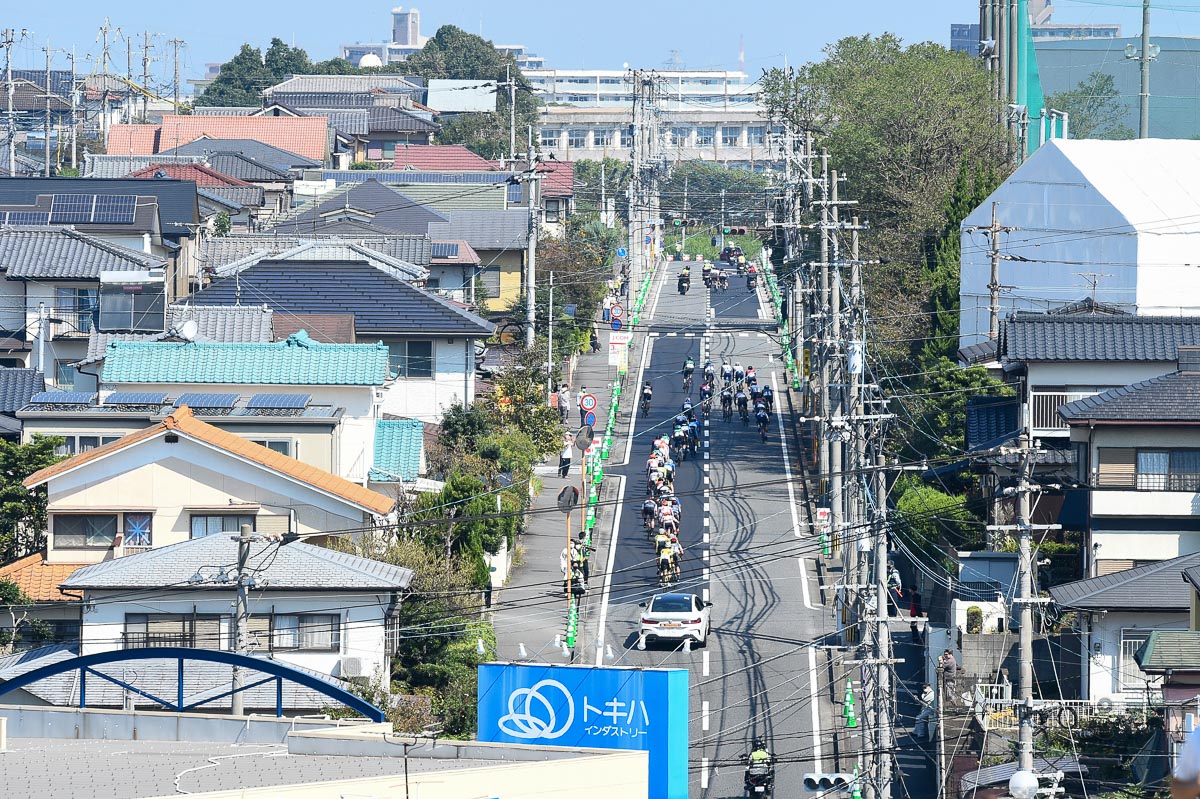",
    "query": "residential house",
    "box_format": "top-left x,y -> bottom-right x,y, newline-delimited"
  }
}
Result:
0,367 -> 45,438
1061,346 -> 1200,574
295,168 -> 525,214
392,144 -> 496,171
107,116 -> 332,164
183,259 -> 494,421
250,102 -> 438,161
0,557 -> 81,648
428,209 -> 529,311
1048,552 -> 1200,704
158,137 -> 322,172
97,332 -> 390,482
126,164 -> 265,231
263,74 -> 424,104
1133,629 -> 1200,773
267,178 -> 449,236
202,240 -> 427,284
0,226 -> 168,387
194,232 -> 432,279
959,139 -> 1200,350
428,239 -> 482,302
83,153 -> 208,179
